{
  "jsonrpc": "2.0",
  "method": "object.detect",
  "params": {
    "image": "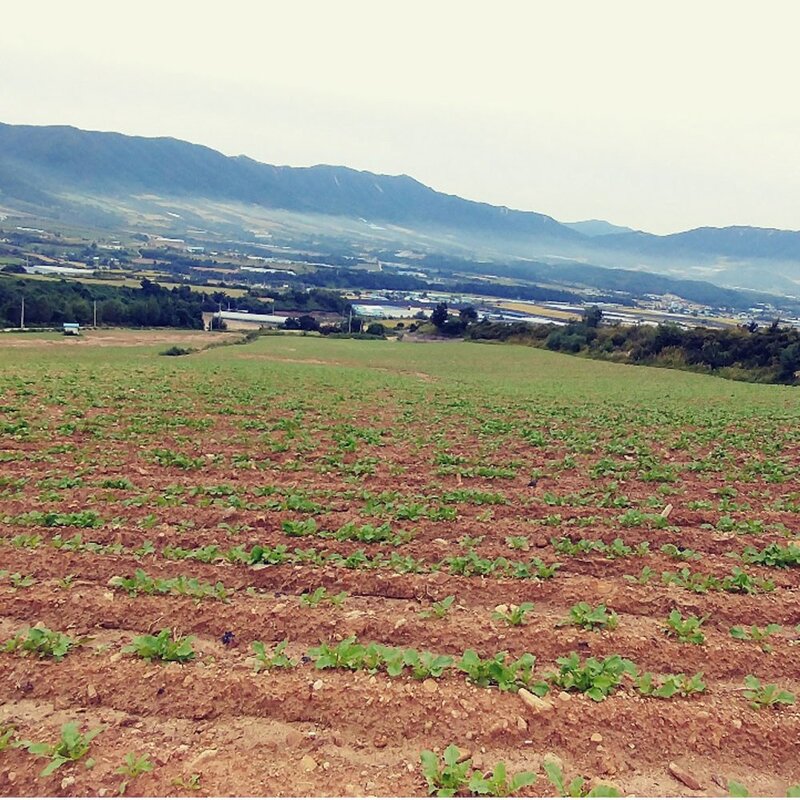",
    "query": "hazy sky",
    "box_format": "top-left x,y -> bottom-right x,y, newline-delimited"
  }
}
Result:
2,1 -> 799,234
